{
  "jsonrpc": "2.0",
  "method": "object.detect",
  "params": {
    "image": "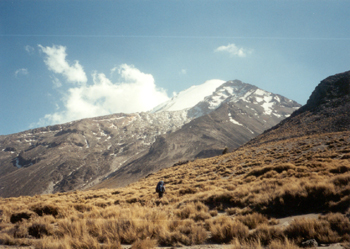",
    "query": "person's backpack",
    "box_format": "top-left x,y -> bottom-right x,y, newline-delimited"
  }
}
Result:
156,181 -> 165,193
